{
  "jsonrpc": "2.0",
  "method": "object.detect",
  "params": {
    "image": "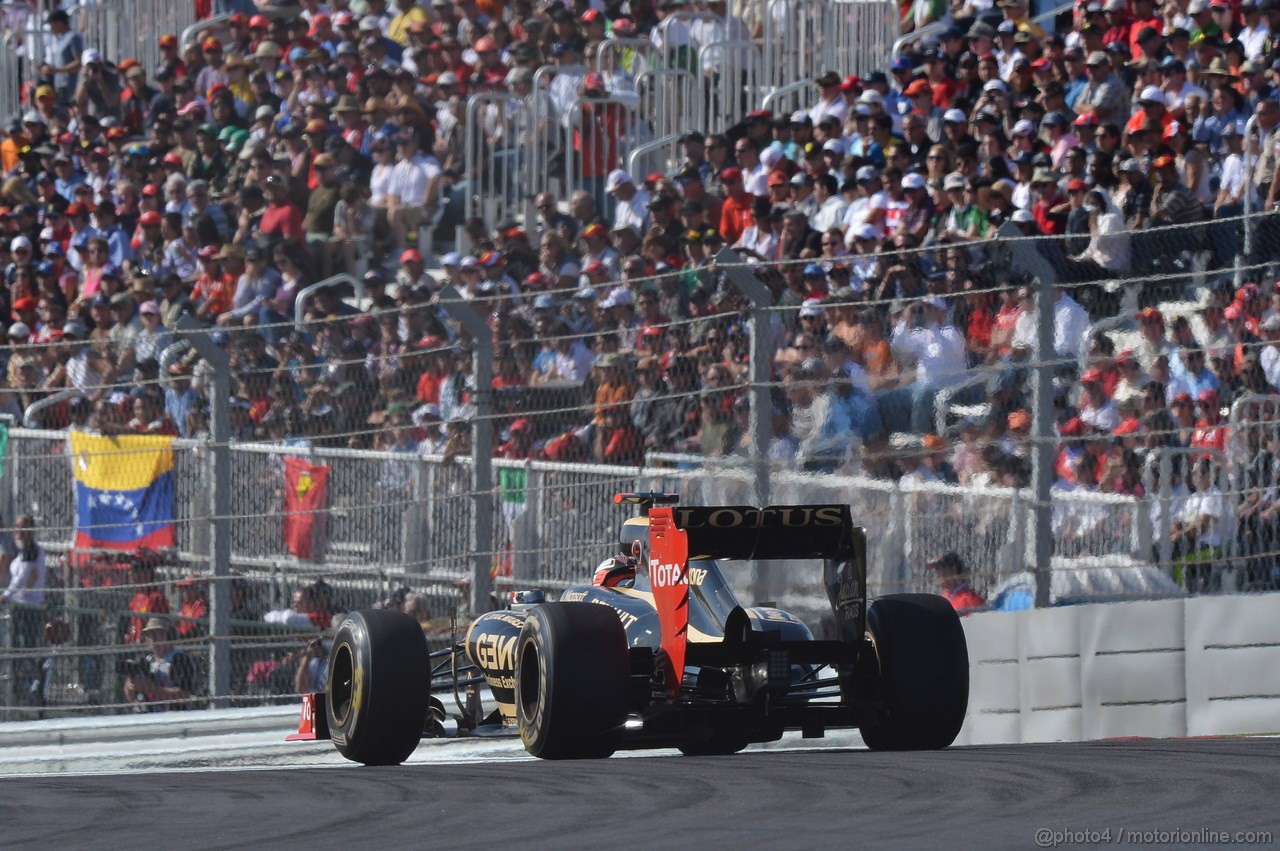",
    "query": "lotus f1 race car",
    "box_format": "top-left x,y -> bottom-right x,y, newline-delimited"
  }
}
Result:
295,493 -> 969,764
